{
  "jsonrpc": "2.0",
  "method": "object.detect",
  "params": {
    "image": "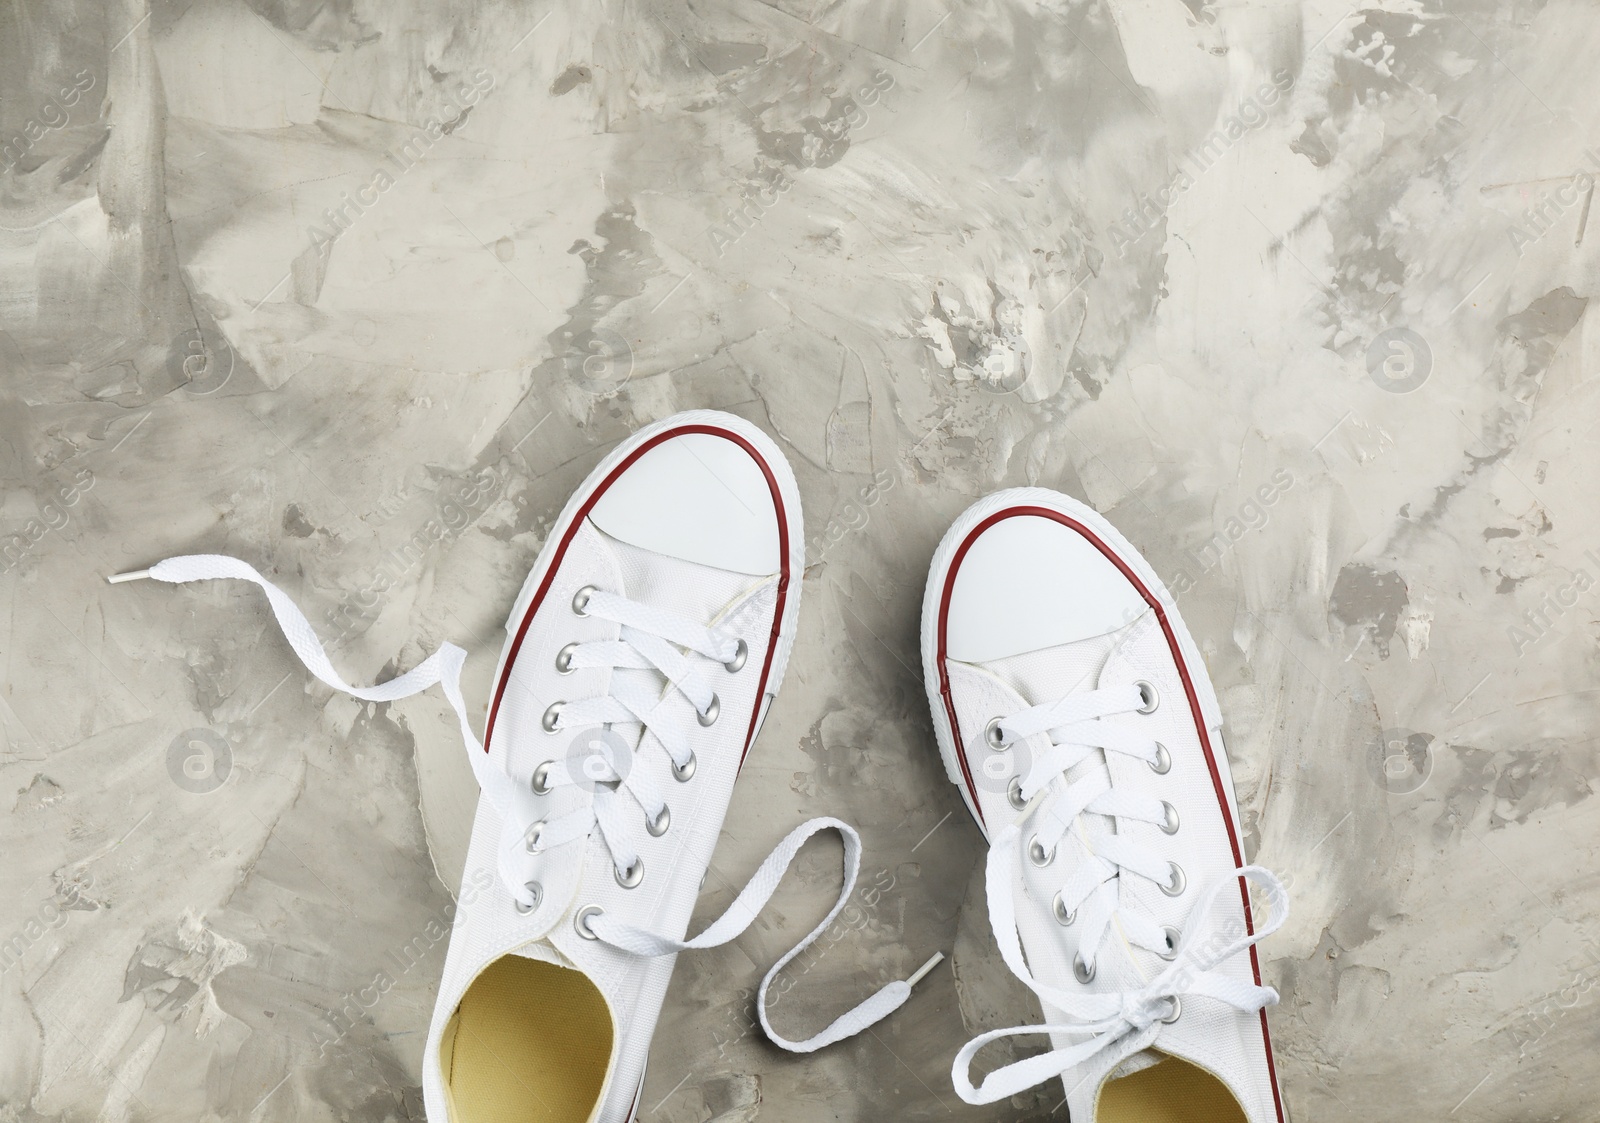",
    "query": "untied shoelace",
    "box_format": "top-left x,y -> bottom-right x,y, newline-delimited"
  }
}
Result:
111,554 -> 941,1053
